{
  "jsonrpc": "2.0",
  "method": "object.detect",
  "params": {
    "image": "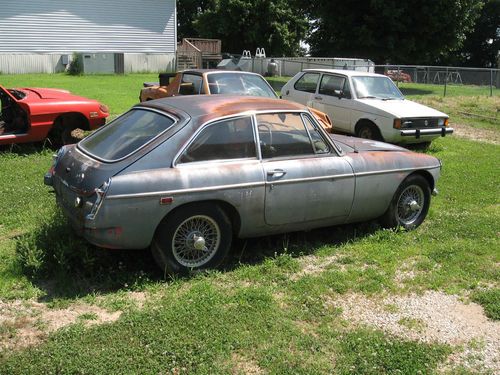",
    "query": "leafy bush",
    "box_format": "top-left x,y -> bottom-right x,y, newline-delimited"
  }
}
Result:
67,53 -> 83,75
